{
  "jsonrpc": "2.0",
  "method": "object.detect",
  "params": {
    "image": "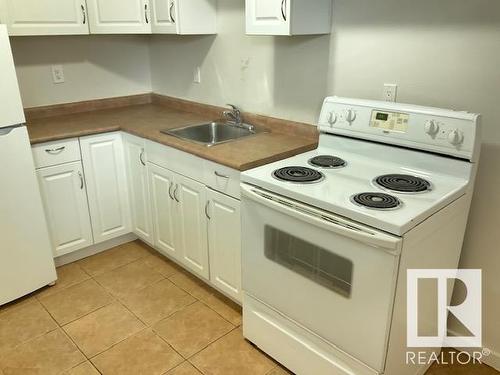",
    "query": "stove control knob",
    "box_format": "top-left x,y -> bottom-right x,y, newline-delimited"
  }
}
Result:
448,129 -> 464,146
424,120 -> 440,136
344,109 -> 357,124
327,111 -> 337,126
